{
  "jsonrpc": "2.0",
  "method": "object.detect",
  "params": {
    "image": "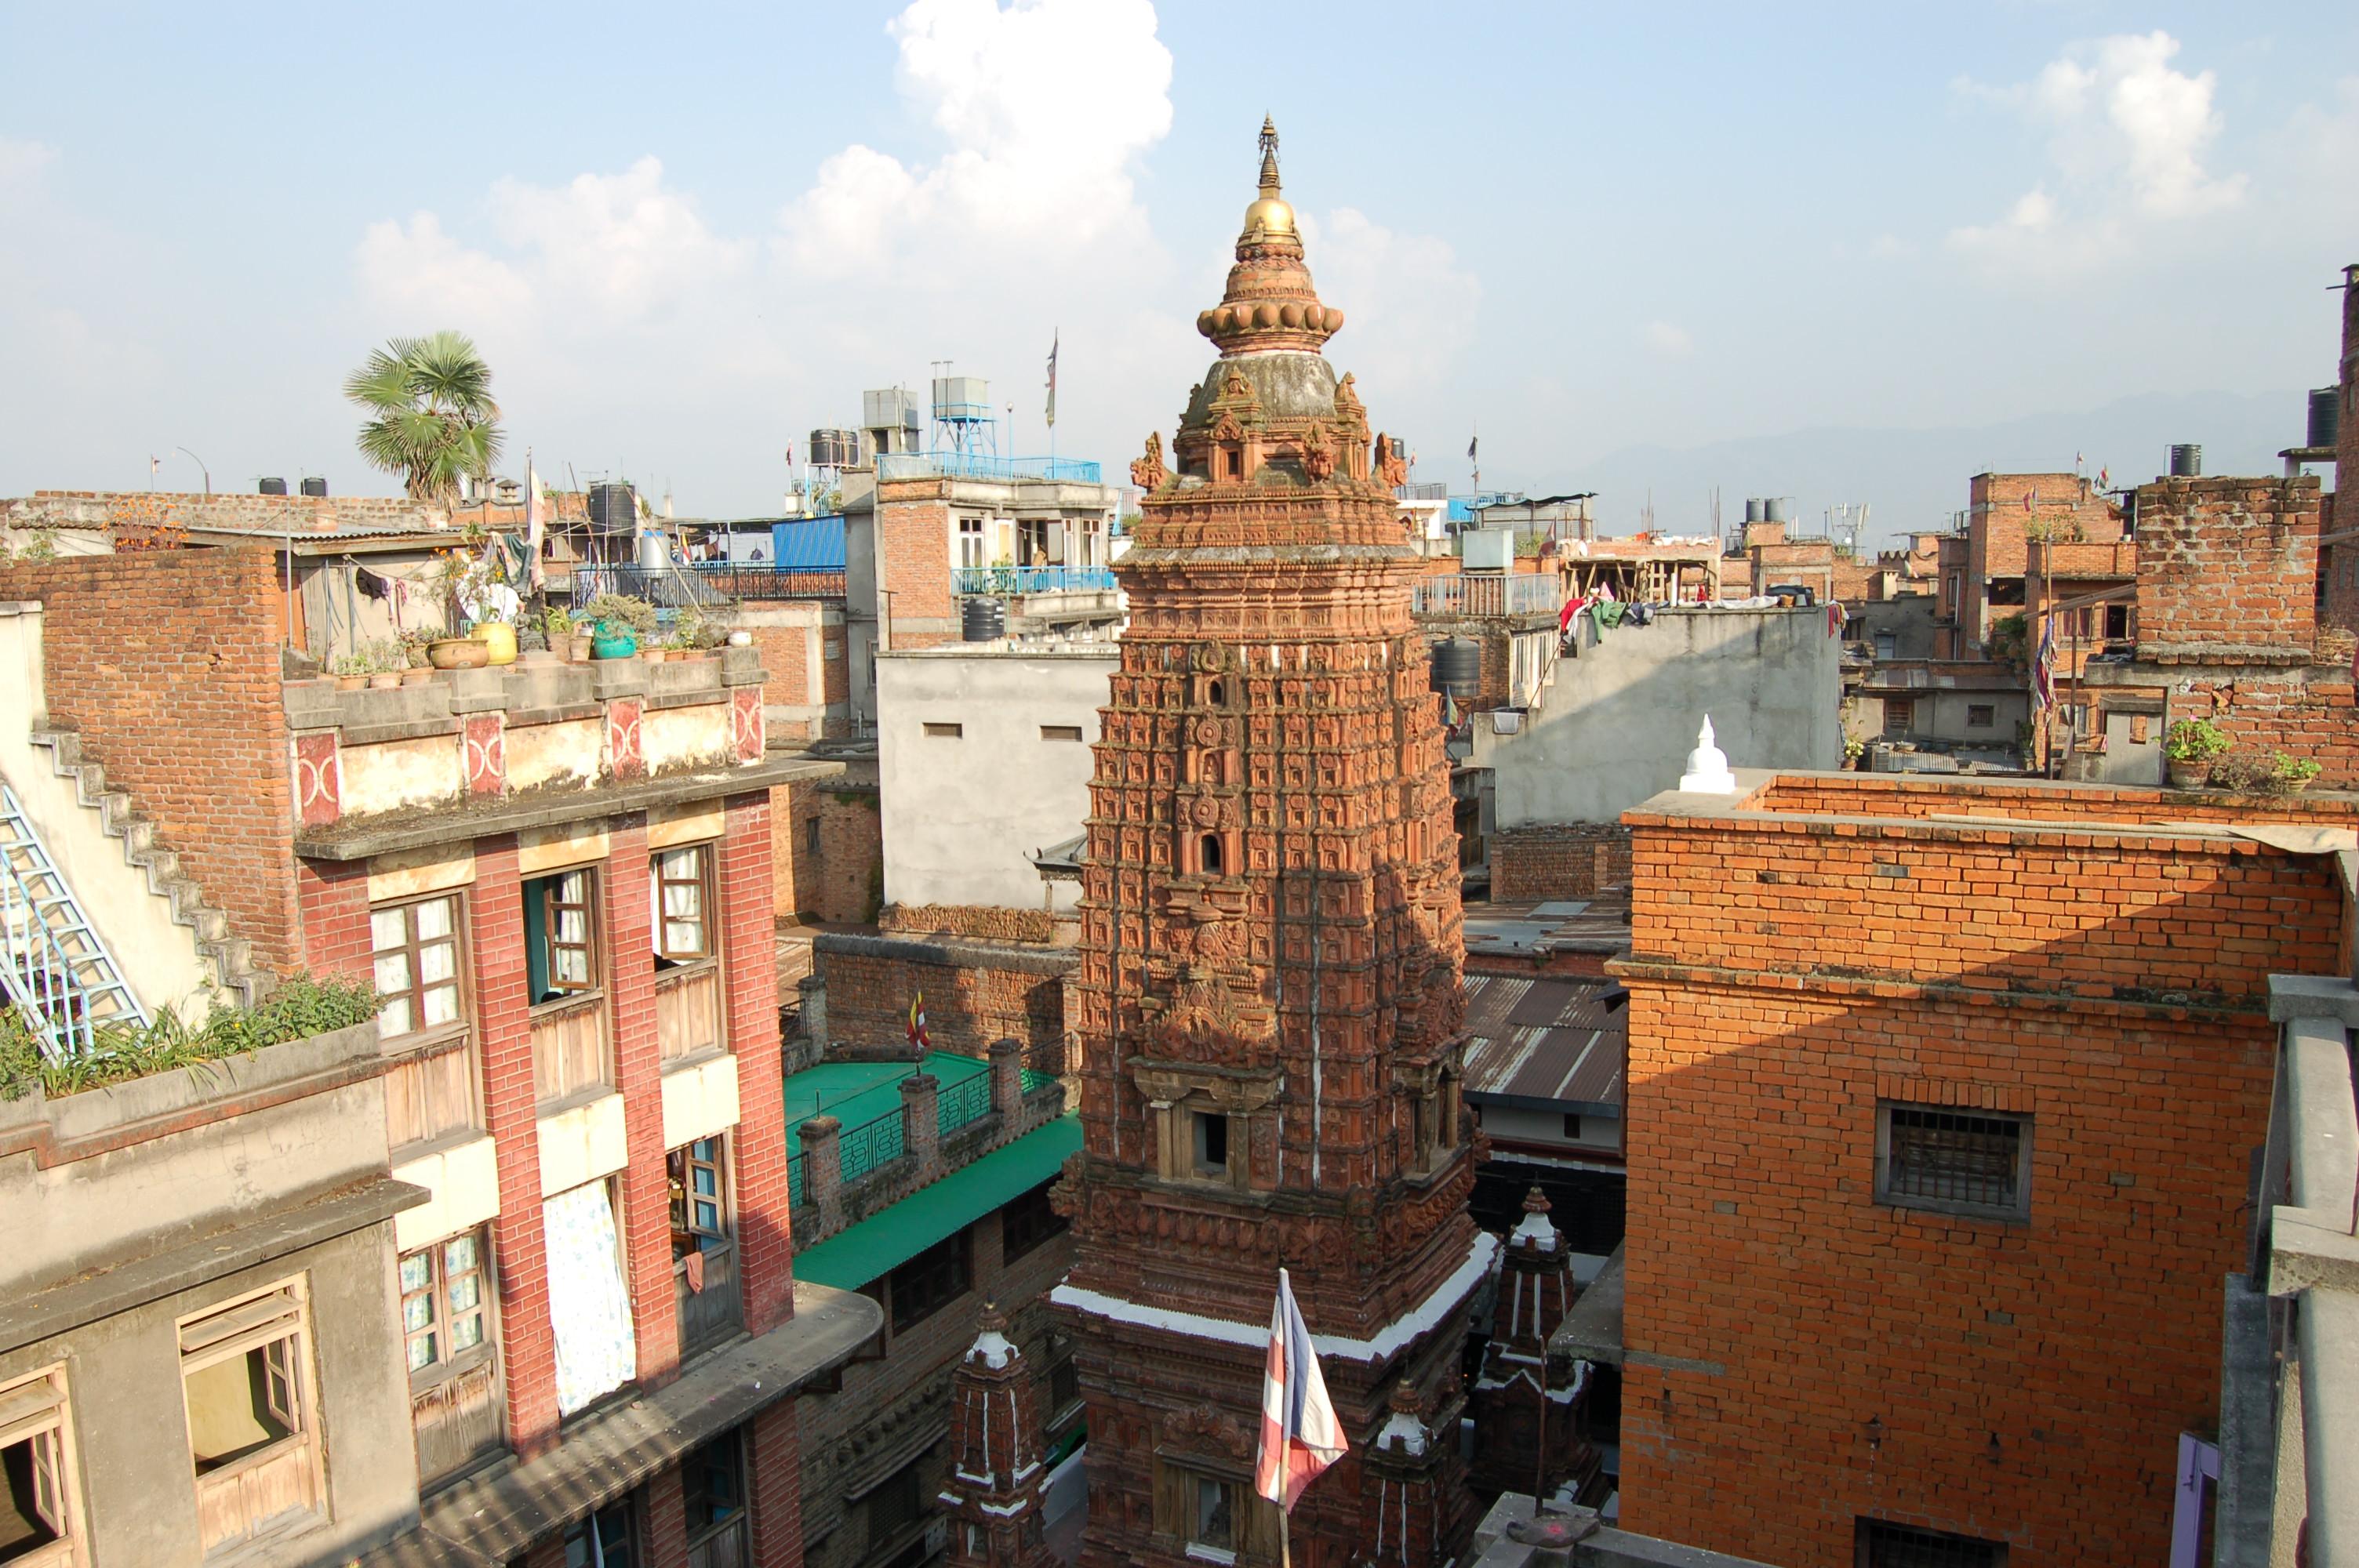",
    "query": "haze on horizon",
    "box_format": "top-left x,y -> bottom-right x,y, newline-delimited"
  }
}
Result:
3,2 -> 2354,545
